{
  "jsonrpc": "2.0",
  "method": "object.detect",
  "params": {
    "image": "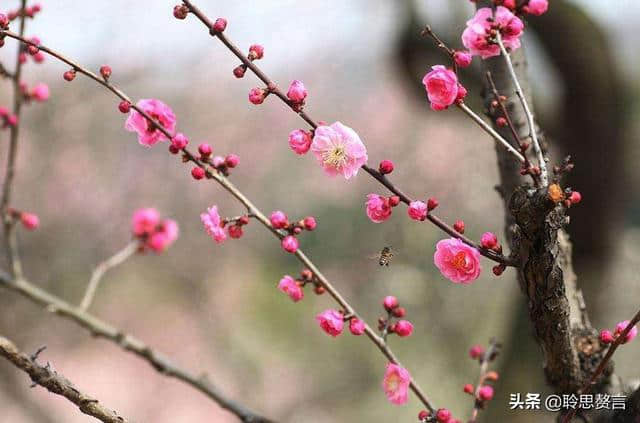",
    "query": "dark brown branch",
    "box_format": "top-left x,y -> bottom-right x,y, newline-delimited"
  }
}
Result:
0,335 -> 130,423
0,270 -> 274,423
176,0 -> 517,267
